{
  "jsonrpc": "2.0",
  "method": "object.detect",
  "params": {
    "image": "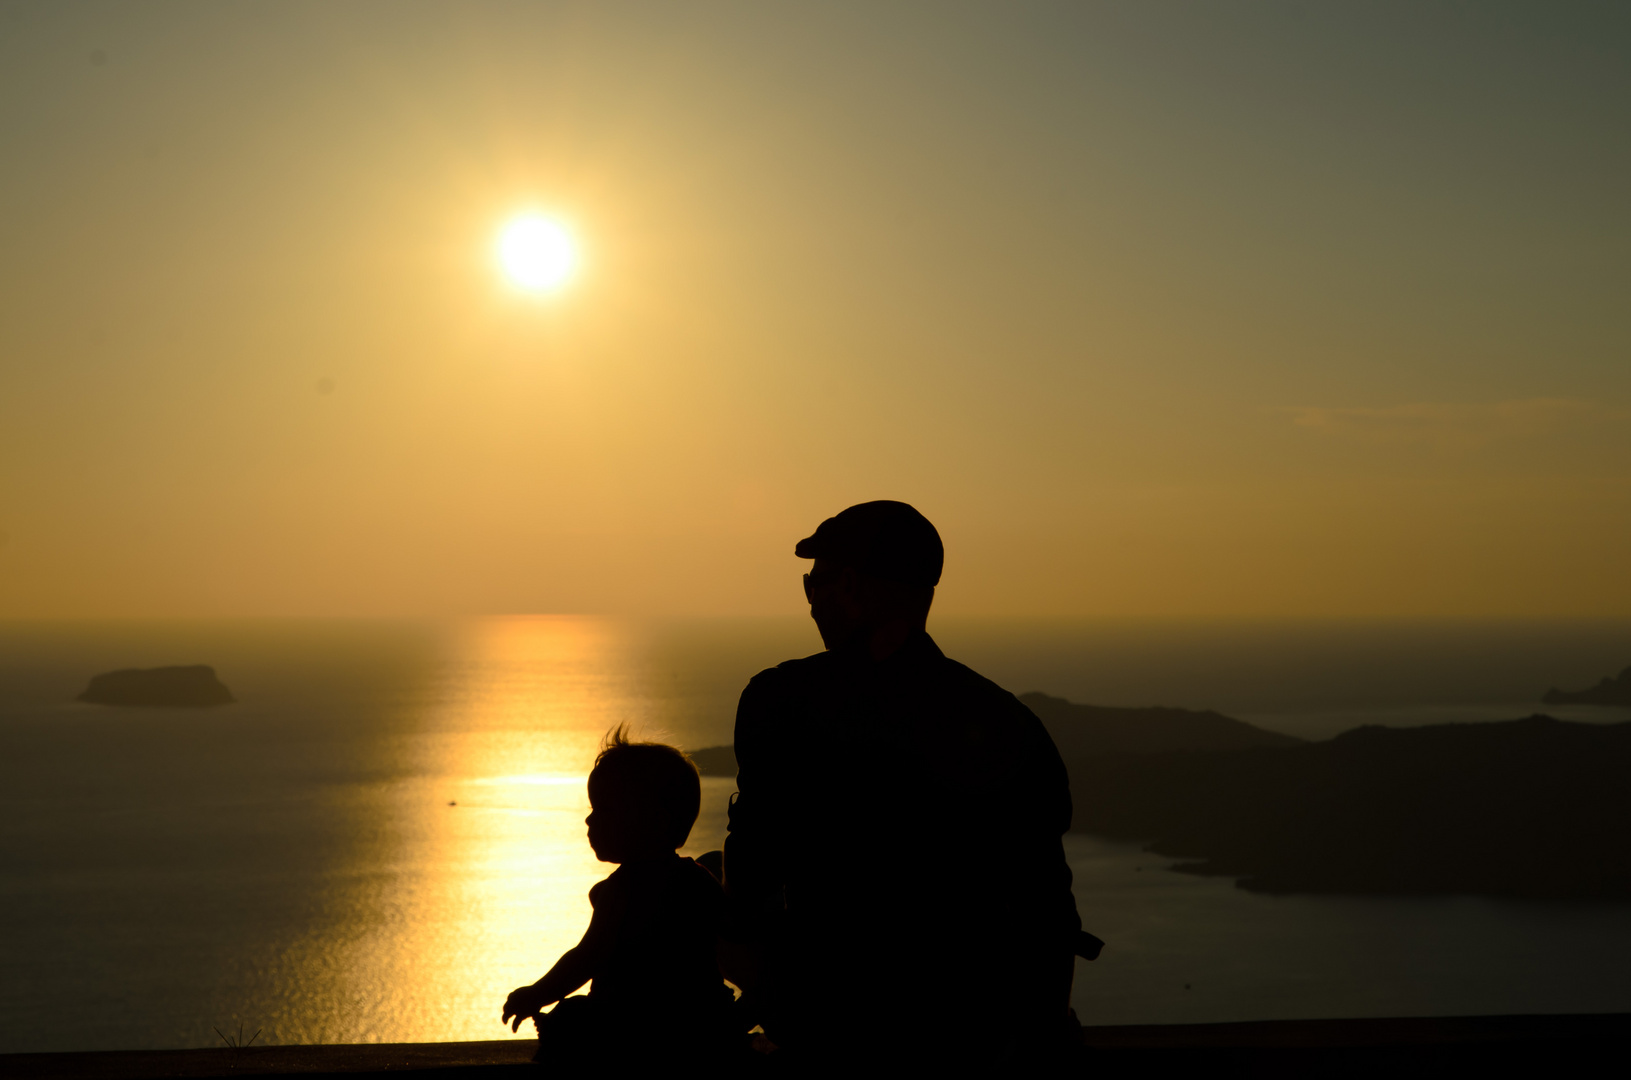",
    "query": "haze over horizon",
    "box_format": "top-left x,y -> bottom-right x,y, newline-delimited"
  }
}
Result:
2,1 -> 1628,620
